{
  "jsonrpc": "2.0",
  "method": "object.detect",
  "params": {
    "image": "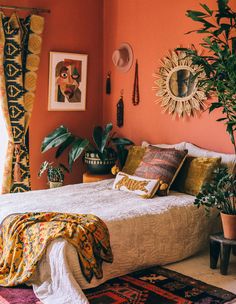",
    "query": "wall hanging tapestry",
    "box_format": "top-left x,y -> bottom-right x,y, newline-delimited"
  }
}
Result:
48,52 -> 88,111
0,12 -> 44,193
106,71 -> 111,94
